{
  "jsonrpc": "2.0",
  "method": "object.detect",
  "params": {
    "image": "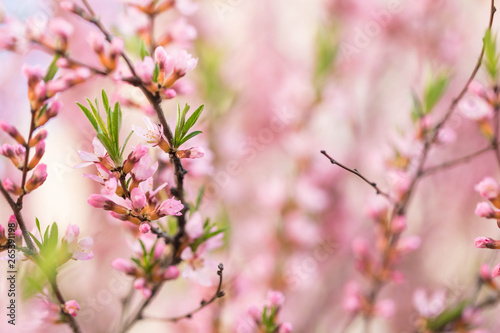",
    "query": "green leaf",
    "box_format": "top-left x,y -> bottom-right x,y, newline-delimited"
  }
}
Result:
26,277 -> 45,294
131,257 -> 142,268
44,54 -> 60,82
194,186 -> 205,211
102,90 -> 110,113
43,225 -> 50,245
112,102 -> 121,152
77,103 -> 99,132
47,222 -> 58,253
153,63 -> 160,82
28,231 -> 43,250
138,239 -> 147,256
120,130 -> 134,157
423,73 -> 449,114
484,28 -> 499,80
140,40 -> 150,60
36,104 -> 48,120
426,300 -> 468,331
35,218 -> 41,236
178,130 -> 203,146
87,98 -> 108,135
182,105 -> 204,138
97,133 -> 118,162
